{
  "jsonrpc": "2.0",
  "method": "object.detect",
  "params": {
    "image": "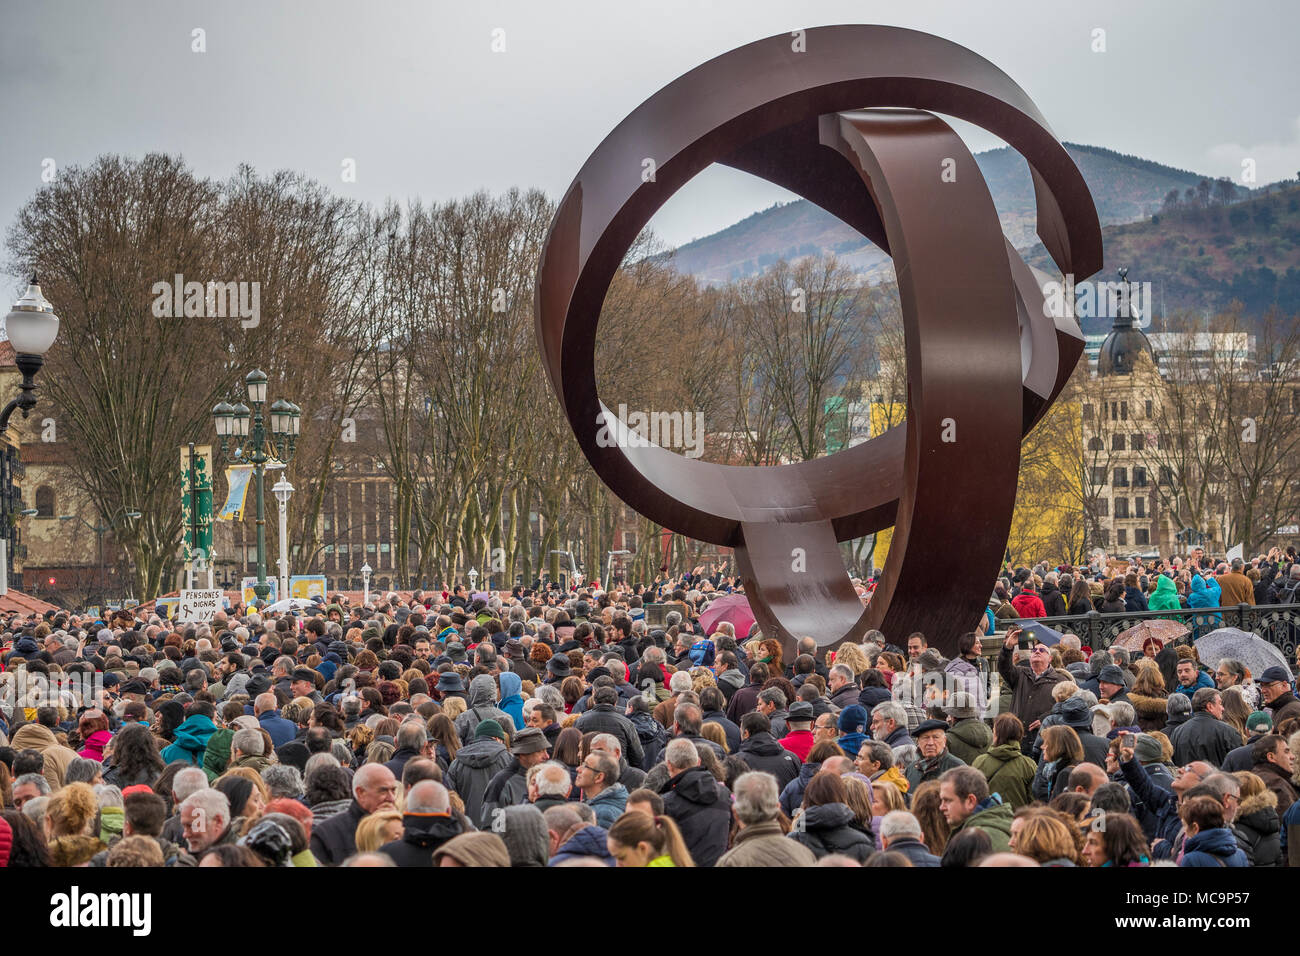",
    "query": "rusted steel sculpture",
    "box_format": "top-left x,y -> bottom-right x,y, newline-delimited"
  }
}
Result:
535,25 -> 1101,656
